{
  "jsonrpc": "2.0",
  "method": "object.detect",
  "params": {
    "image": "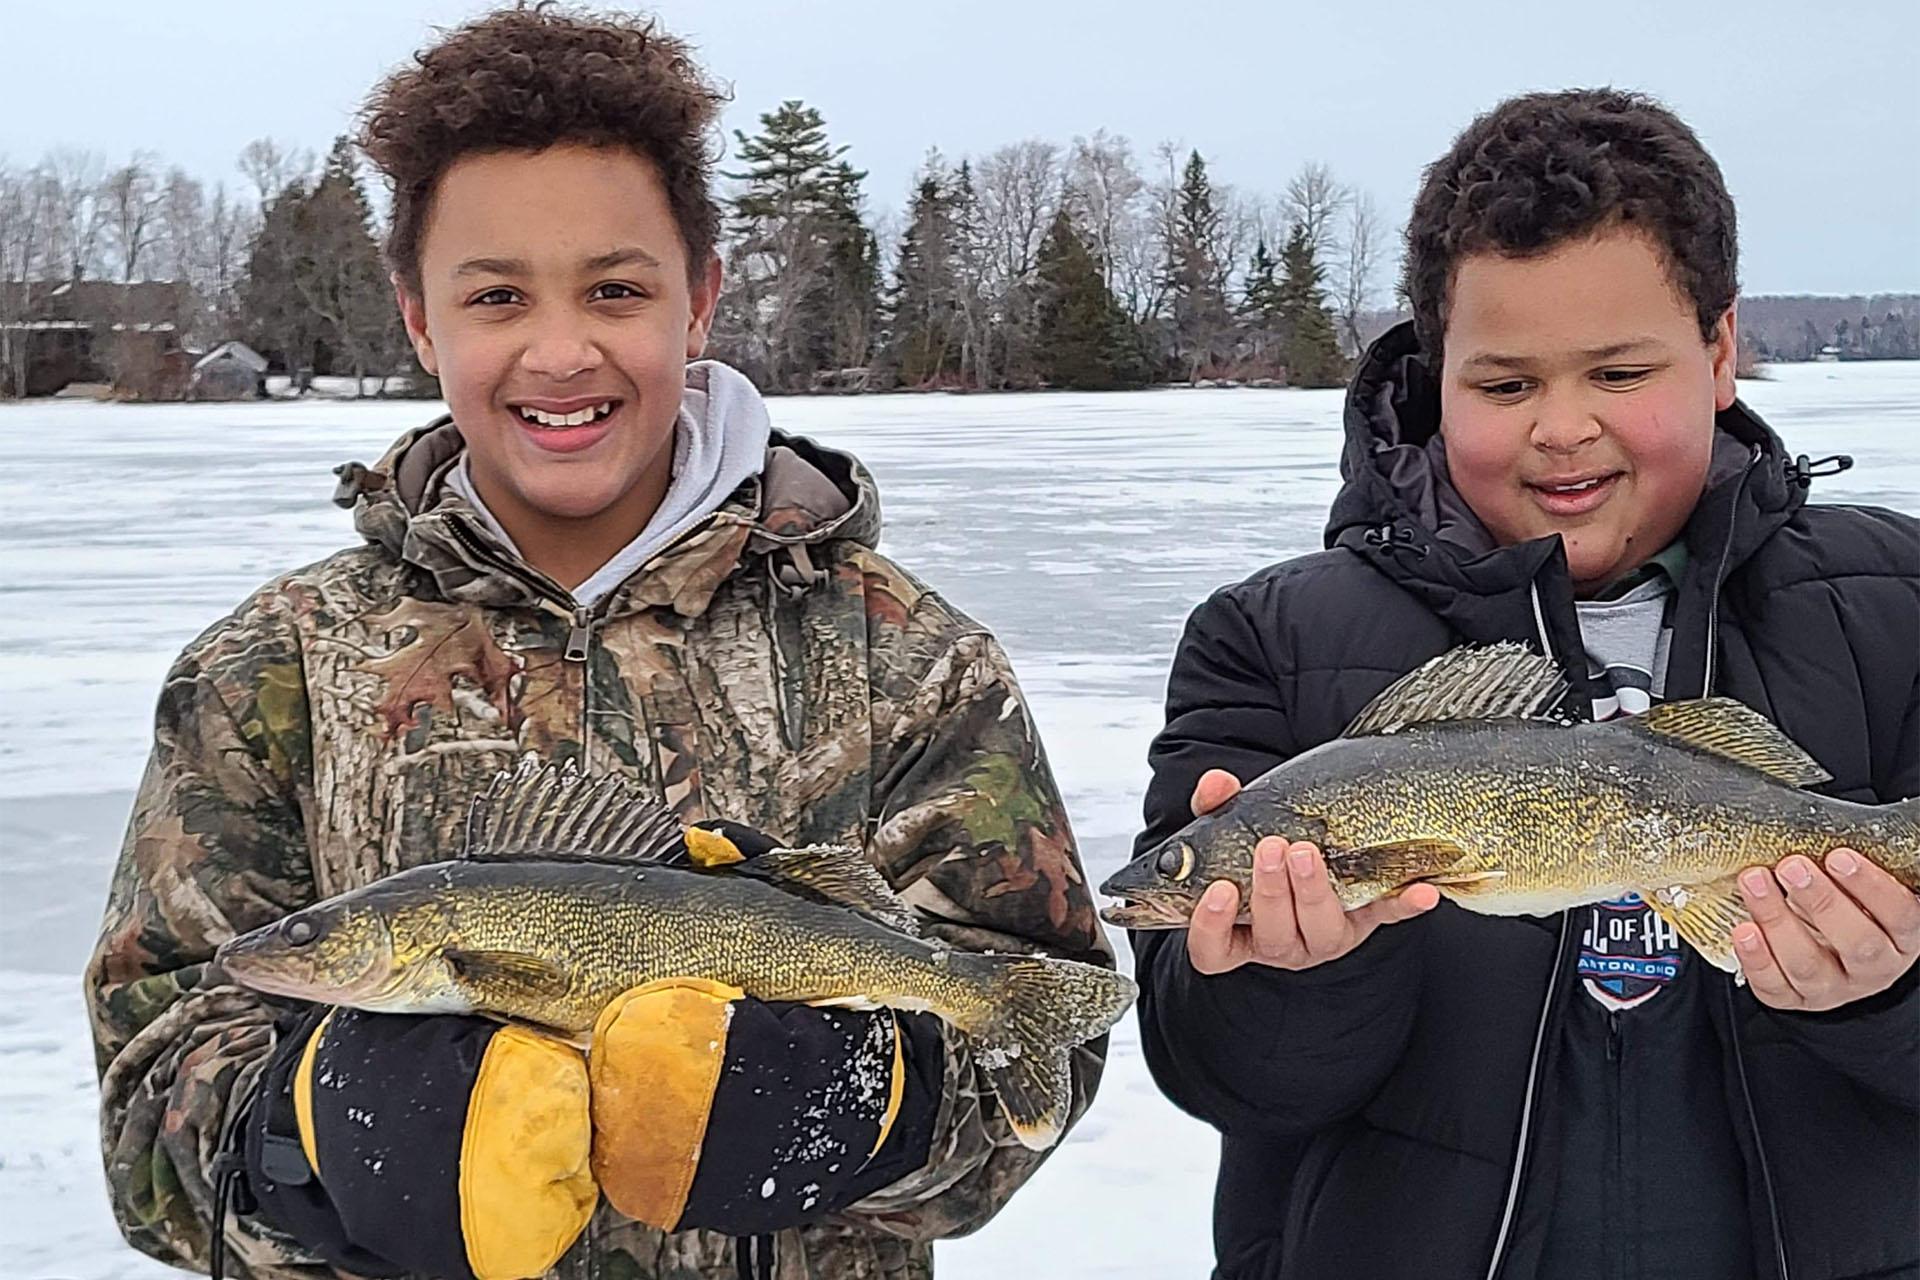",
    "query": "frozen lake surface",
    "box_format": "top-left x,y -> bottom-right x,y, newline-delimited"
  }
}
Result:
2,360 -> 1915,1277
